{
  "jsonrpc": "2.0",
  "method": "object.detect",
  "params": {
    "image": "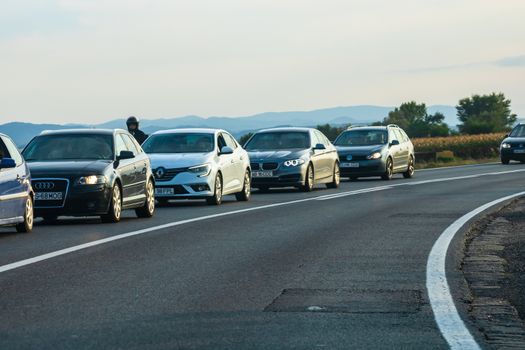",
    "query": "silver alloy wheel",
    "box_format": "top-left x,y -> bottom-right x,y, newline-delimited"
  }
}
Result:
308,165 -> 314,190
244,171 -> 251,197
113,185 -> 122,220
25,197 -> 34,230
387,159 -> 393,177
146,181 -> 155,214
408,158 -> 415,176
334,163 -> 340,185
215,175 -> 222,203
